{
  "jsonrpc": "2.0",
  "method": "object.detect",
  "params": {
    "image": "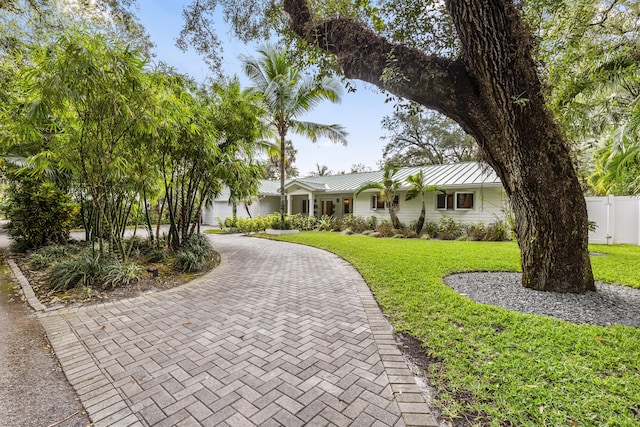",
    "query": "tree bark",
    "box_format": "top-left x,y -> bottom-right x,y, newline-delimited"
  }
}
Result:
283,0 -> 595,293
279,132 -> 286,229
